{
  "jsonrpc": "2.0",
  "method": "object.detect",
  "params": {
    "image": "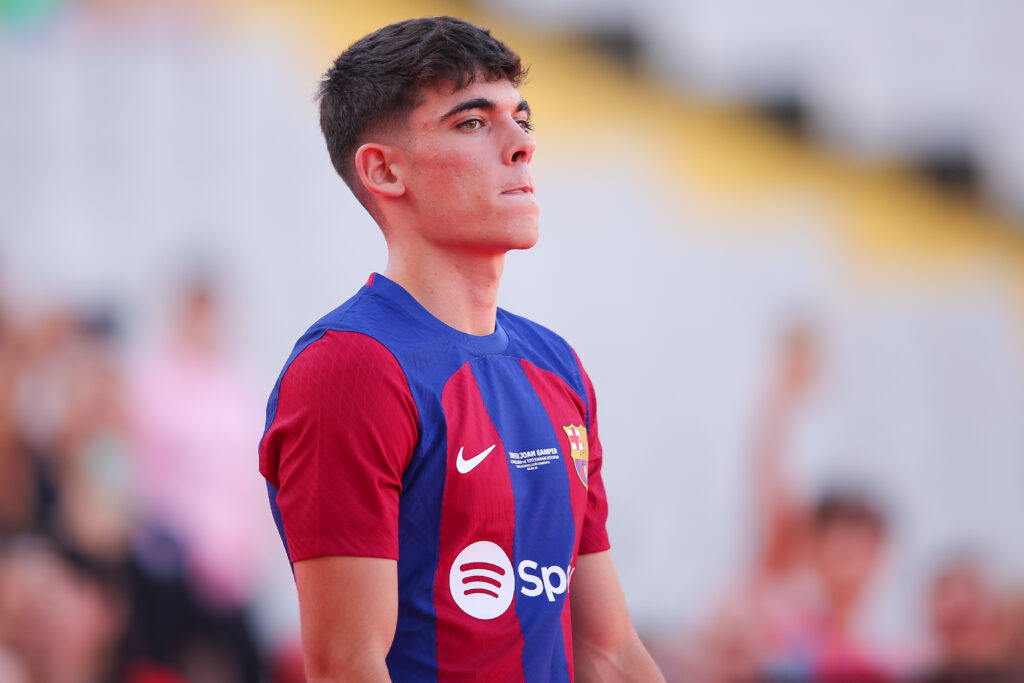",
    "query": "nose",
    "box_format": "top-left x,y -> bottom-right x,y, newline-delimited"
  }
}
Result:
504,118 -> 535,166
